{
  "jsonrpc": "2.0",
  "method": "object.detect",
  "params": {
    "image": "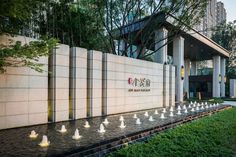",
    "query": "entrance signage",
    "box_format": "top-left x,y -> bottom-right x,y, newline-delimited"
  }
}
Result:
128,77 -> 151,92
